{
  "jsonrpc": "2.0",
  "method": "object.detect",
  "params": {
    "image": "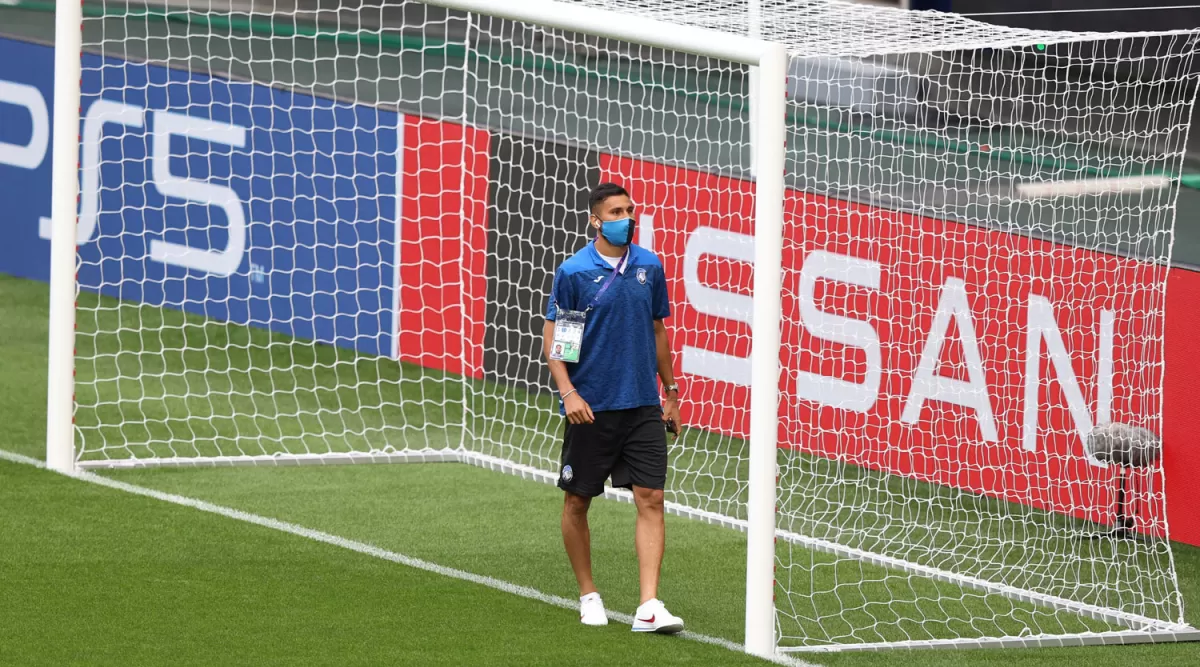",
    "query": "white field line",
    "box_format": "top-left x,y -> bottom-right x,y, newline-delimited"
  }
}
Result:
0,449 -> 814,667
0,449 -> 44,467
